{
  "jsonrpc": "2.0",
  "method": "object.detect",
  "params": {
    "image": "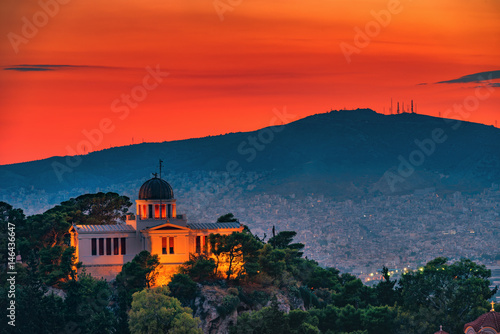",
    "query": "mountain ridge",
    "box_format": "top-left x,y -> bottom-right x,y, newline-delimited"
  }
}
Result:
2,109 -> 500,210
